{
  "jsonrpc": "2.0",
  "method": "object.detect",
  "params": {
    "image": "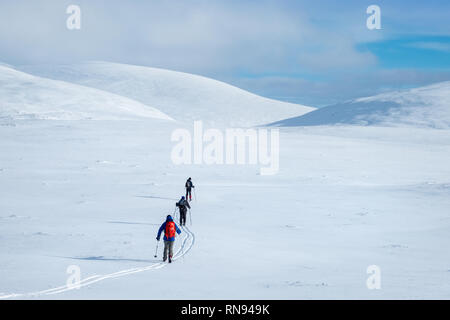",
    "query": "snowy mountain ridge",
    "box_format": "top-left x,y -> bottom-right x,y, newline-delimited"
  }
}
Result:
269,81 -> 450,129
0,65 -> 173,121
20,61 -> 315,127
